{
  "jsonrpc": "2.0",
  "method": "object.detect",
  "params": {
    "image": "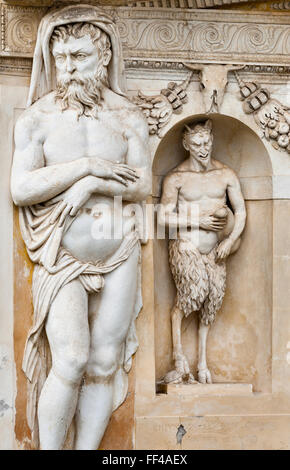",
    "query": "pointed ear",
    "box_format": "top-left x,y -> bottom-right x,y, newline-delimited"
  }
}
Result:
204,119 -> 212,131
182,136 -> 189,151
